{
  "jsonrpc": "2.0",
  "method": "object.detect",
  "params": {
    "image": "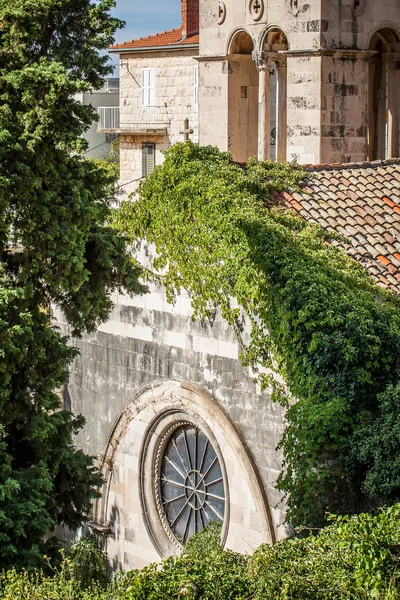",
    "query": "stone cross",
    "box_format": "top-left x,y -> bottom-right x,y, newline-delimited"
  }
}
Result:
253,0 -> 261,13
180,118 -> 194,142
